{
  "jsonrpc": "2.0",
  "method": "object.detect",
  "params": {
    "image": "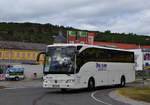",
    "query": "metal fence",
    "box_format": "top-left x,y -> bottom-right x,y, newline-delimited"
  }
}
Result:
136,69 -> 150,79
